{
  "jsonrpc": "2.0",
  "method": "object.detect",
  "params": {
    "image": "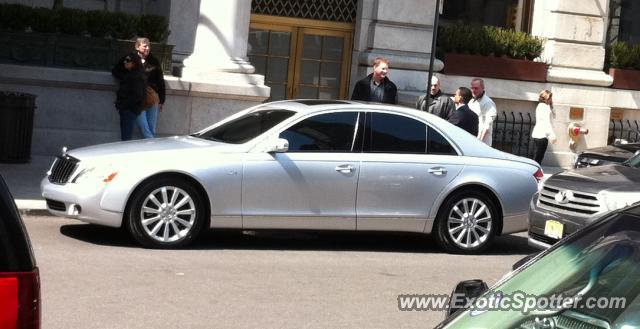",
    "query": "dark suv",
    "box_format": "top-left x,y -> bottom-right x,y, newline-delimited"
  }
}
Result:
0,175 -> 40,329
529,153 -> 640,249
575,141 -> 640,168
